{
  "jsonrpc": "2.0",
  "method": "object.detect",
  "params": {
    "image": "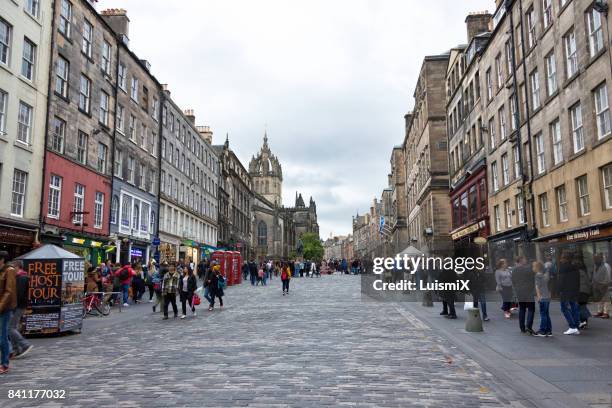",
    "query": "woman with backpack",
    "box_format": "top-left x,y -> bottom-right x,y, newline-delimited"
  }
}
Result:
115,263 -> 135,307
208,265 -> 225,311
151,265 -> 163,313
281,263 -> 291,295
179,267 -> 198,319
257,264 -> 264,286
